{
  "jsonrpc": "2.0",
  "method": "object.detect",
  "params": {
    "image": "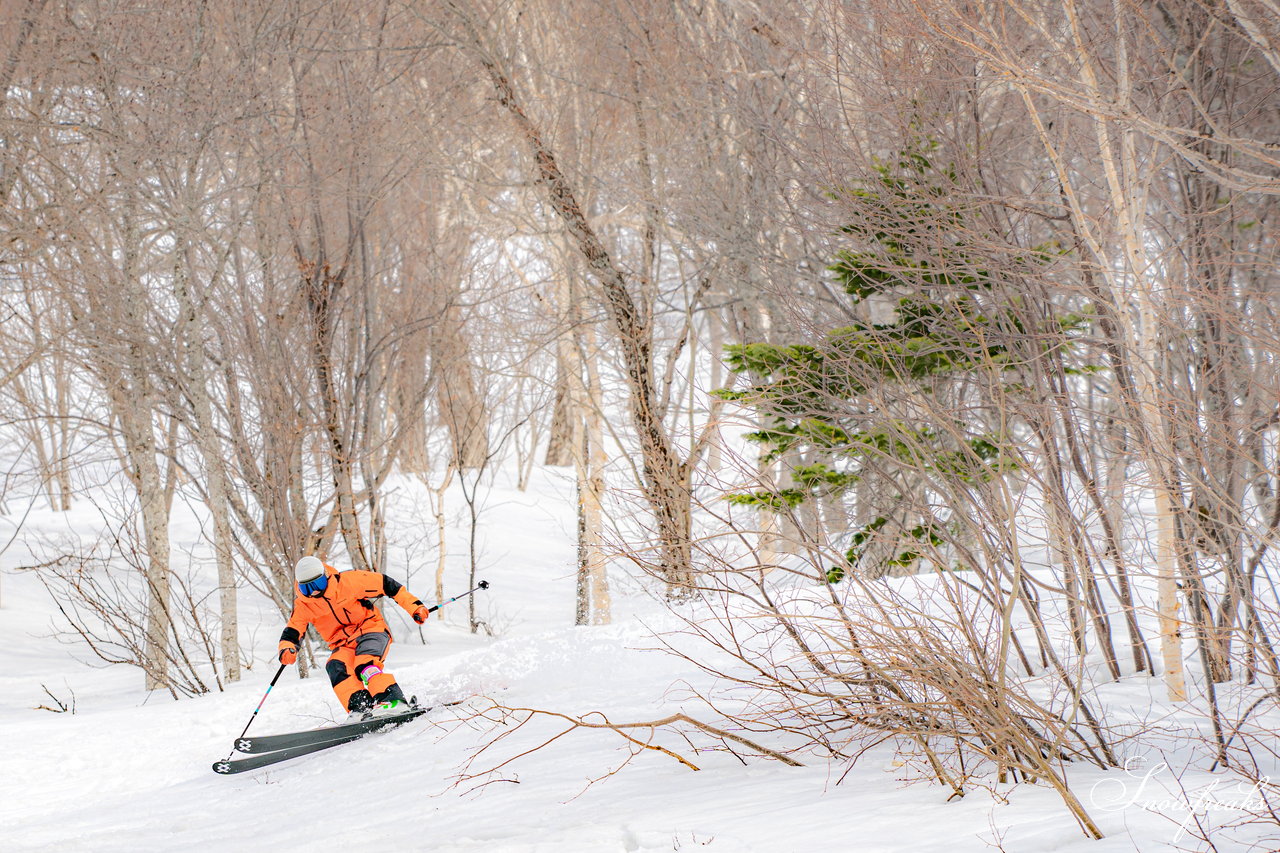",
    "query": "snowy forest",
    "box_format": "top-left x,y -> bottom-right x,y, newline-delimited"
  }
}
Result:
3,0 -> 1280,850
